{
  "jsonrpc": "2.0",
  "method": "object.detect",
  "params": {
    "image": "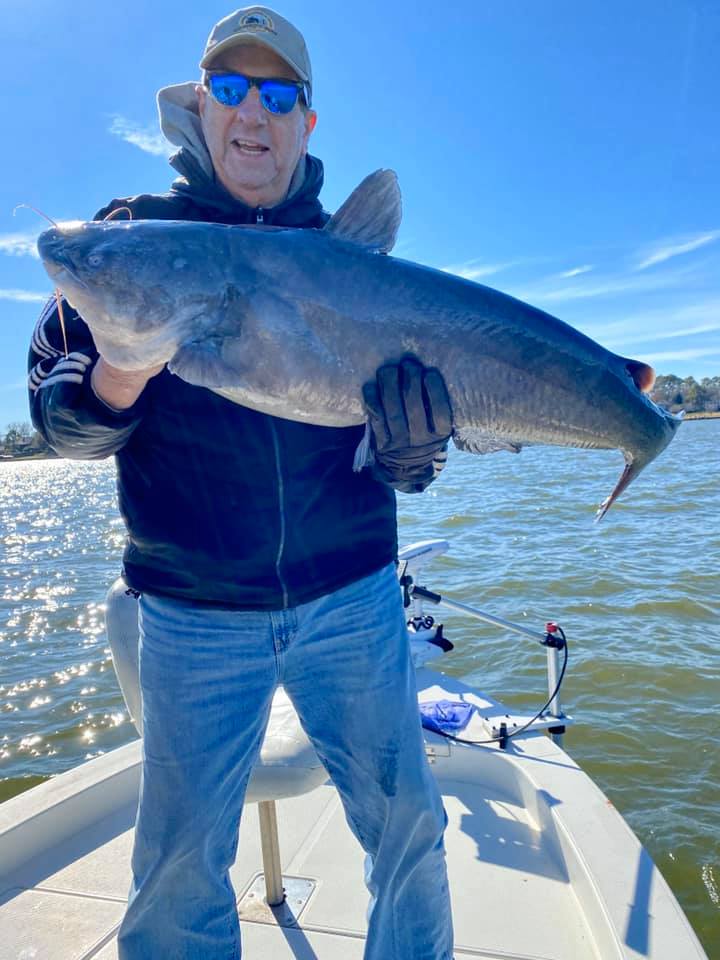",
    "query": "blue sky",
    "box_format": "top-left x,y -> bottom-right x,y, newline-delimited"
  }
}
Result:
1,0 -> 718,427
